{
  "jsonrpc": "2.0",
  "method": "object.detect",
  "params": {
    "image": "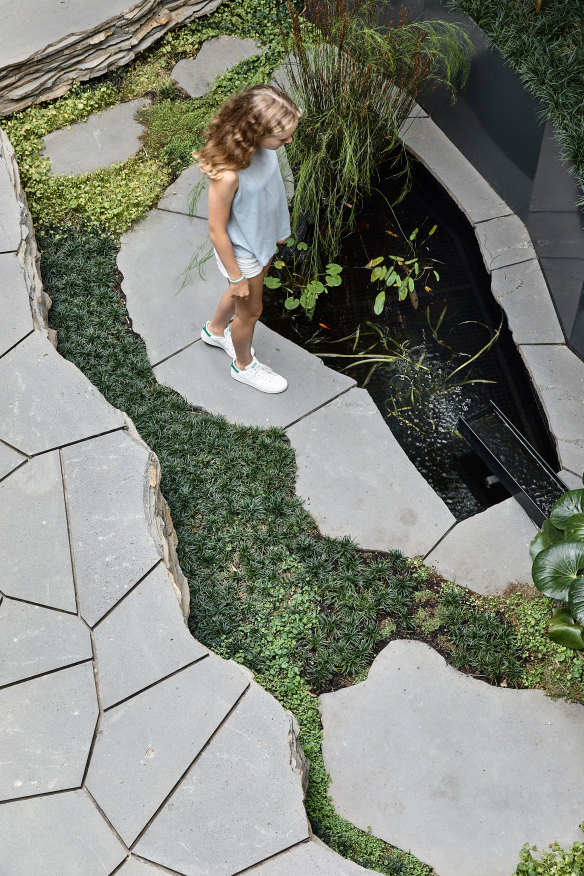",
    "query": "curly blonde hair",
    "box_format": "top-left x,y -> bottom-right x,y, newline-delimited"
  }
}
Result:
195,85 -> 301,179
